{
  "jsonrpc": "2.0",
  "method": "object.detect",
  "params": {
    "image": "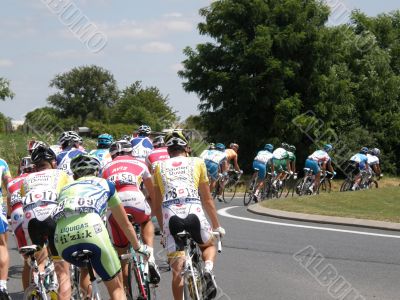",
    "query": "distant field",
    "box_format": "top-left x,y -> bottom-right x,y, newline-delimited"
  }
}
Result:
261,183 -> 400,223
